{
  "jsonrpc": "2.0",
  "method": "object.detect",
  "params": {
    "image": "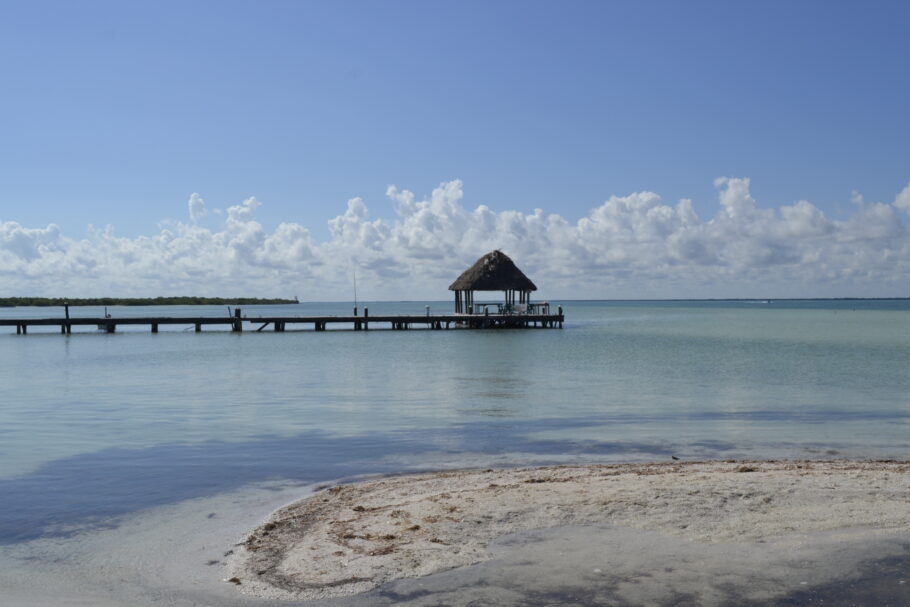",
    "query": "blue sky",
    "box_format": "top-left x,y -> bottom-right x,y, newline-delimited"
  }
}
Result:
1,0 -> 909,298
